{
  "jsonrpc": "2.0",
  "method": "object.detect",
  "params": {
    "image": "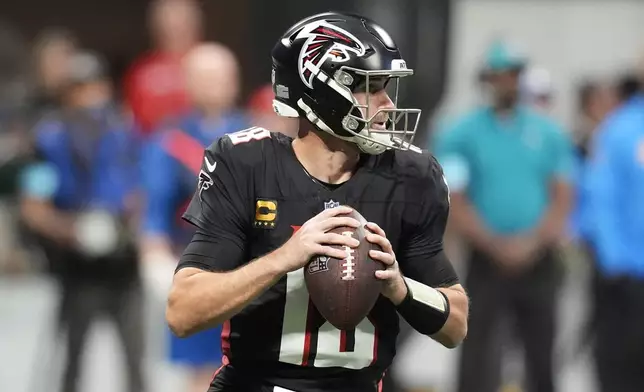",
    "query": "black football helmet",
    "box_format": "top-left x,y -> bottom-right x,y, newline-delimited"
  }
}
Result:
271,12 -> 421,155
